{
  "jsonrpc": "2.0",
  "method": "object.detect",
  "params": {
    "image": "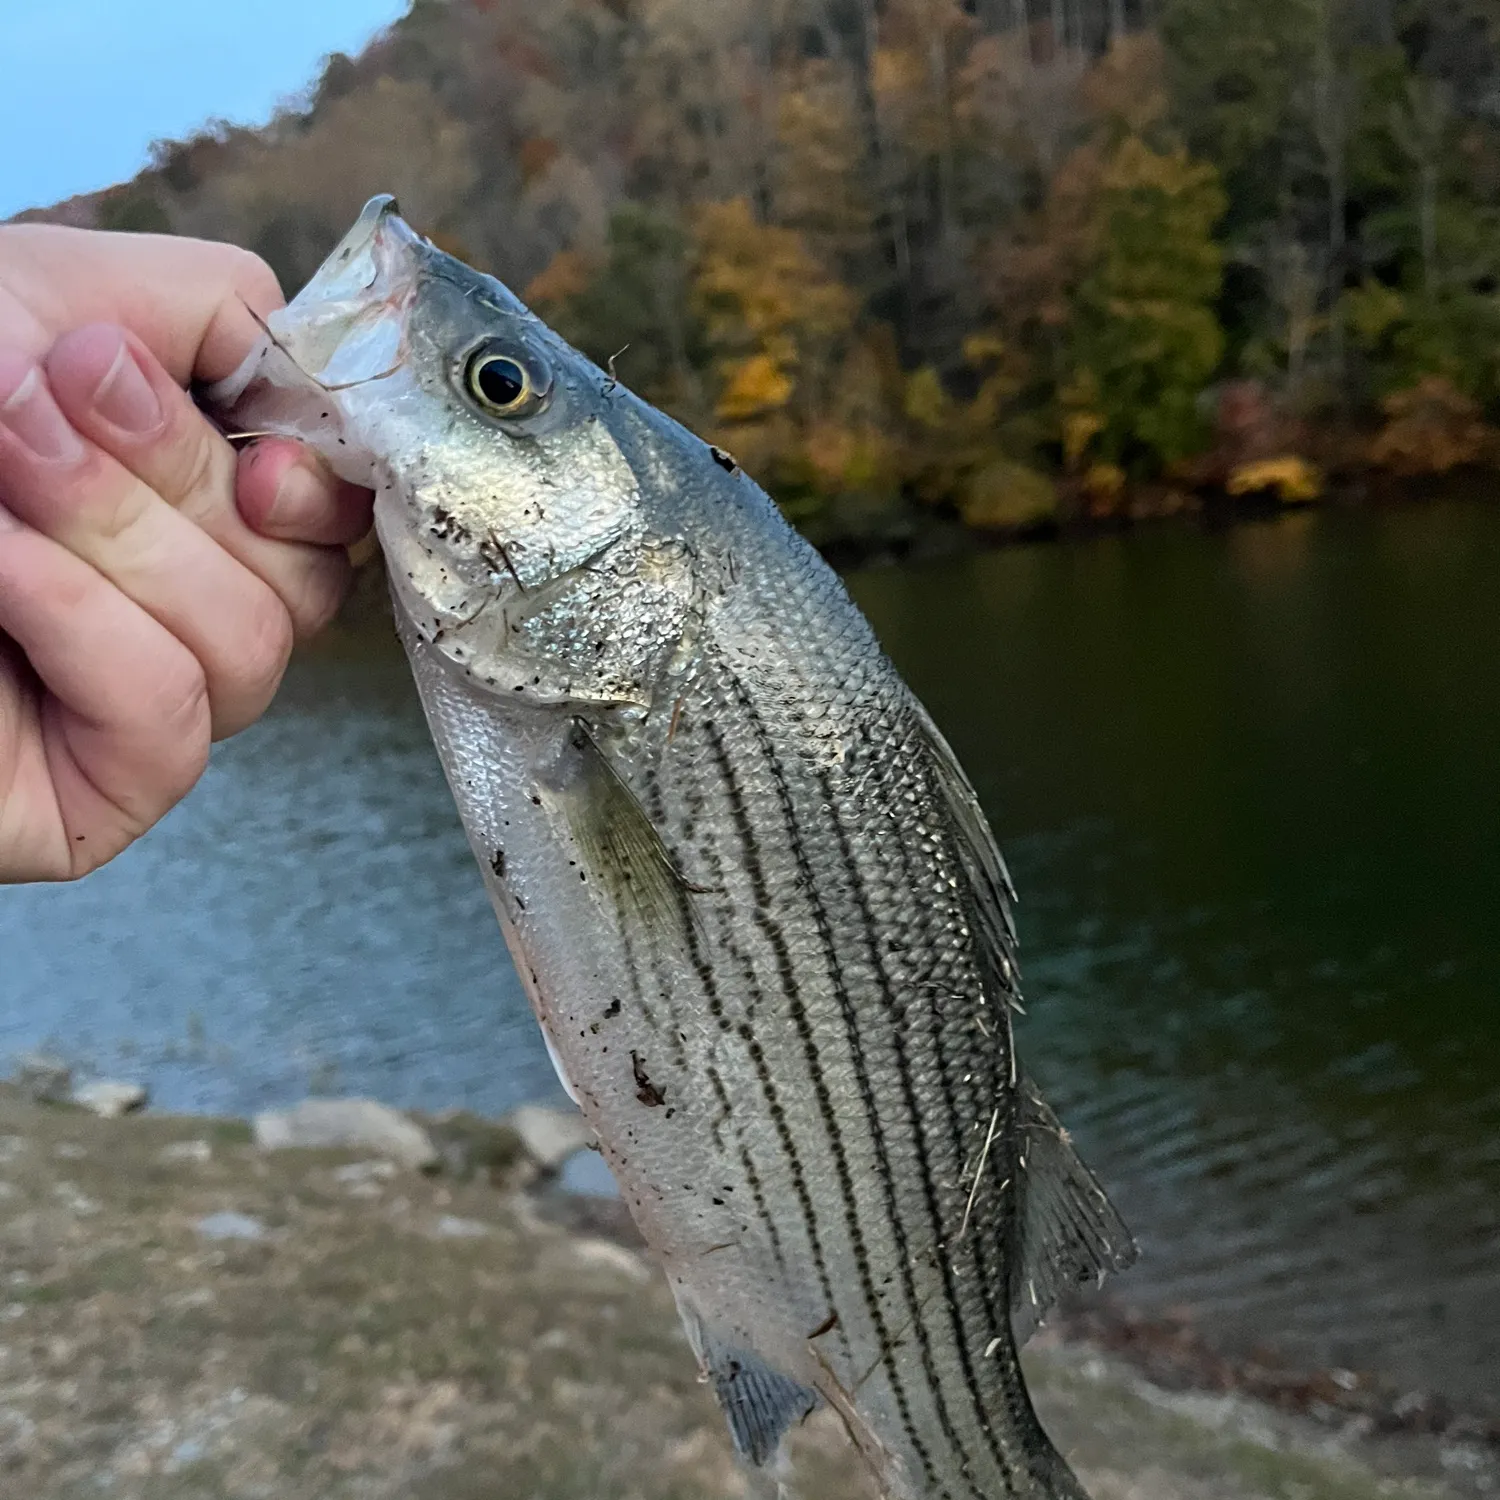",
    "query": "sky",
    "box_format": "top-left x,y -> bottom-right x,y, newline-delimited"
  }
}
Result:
0,0 -> 412,220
